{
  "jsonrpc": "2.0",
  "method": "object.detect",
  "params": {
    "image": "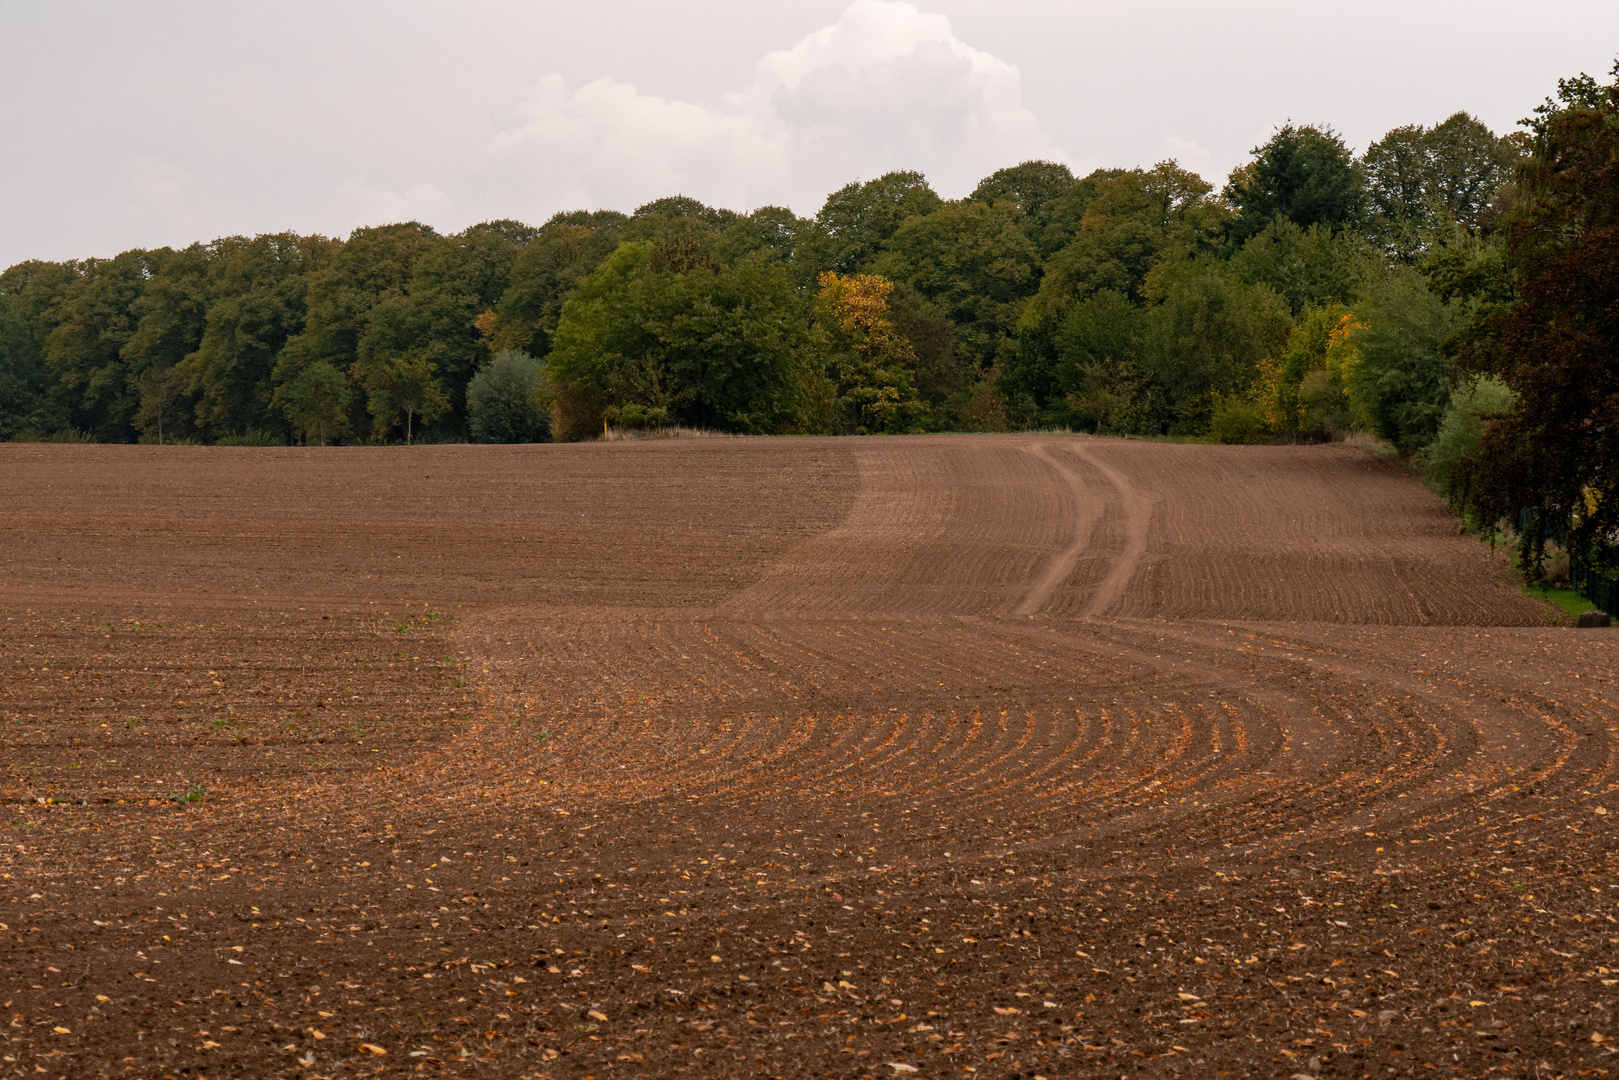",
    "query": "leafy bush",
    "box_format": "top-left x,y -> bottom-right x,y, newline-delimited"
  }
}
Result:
466,350 -> 550,443
215,429 -> 283,446
1209,393 -> 1268,444
1421,375 -> 1514,494
1348,268 -> 1465,456
602,402 -> 669,431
